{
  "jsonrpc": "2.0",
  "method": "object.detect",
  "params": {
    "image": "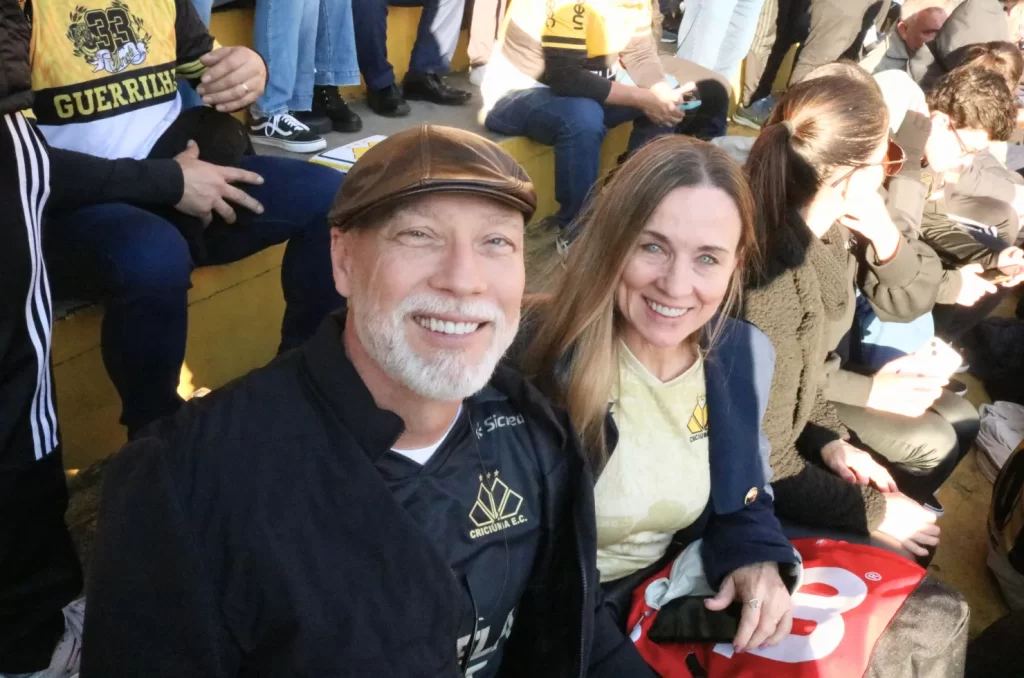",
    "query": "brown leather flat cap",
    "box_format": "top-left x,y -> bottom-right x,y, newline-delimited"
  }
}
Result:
328,125 -> 536,230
